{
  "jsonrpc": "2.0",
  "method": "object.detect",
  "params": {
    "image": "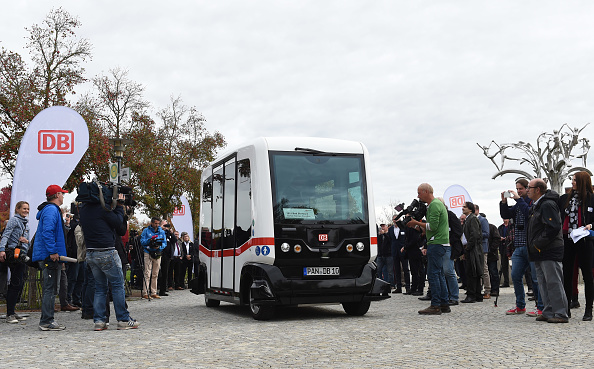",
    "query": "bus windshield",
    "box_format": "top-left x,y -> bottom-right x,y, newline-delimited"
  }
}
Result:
271,152 -> 368,224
